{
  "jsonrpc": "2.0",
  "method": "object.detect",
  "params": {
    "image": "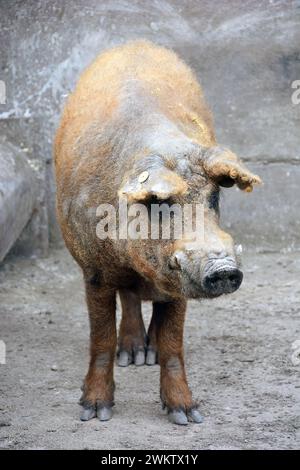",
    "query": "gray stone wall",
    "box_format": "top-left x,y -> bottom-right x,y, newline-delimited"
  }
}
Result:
0,0 -> 299,254
0,137 -> 39,261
